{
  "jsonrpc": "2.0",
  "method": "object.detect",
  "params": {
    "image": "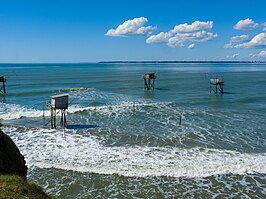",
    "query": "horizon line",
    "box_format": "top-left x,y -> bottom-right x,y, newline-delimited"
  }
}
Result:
0,60 -> 266,64
99,60 -> 266,64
